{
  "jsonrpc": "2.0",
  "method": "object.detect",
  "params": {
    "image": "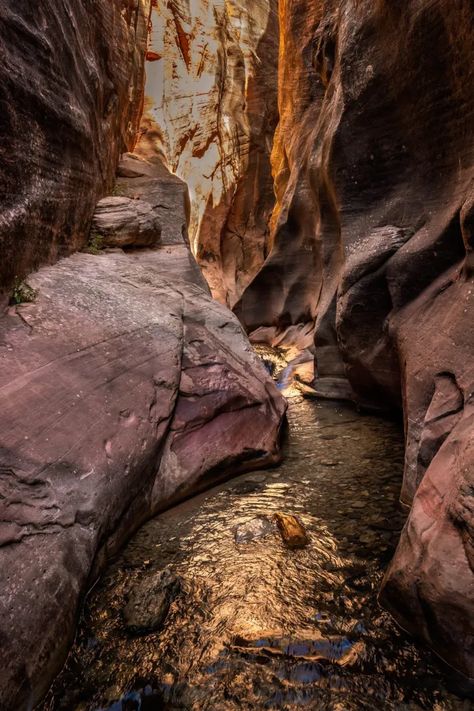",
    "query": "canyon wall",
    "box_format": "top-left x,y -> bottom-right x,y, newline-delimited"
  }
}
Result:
1,0 -> 473,695
0,3 -> 286,708
140,0 -> 278,305
0,0 -> 151,295
236,0 -> 474,680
